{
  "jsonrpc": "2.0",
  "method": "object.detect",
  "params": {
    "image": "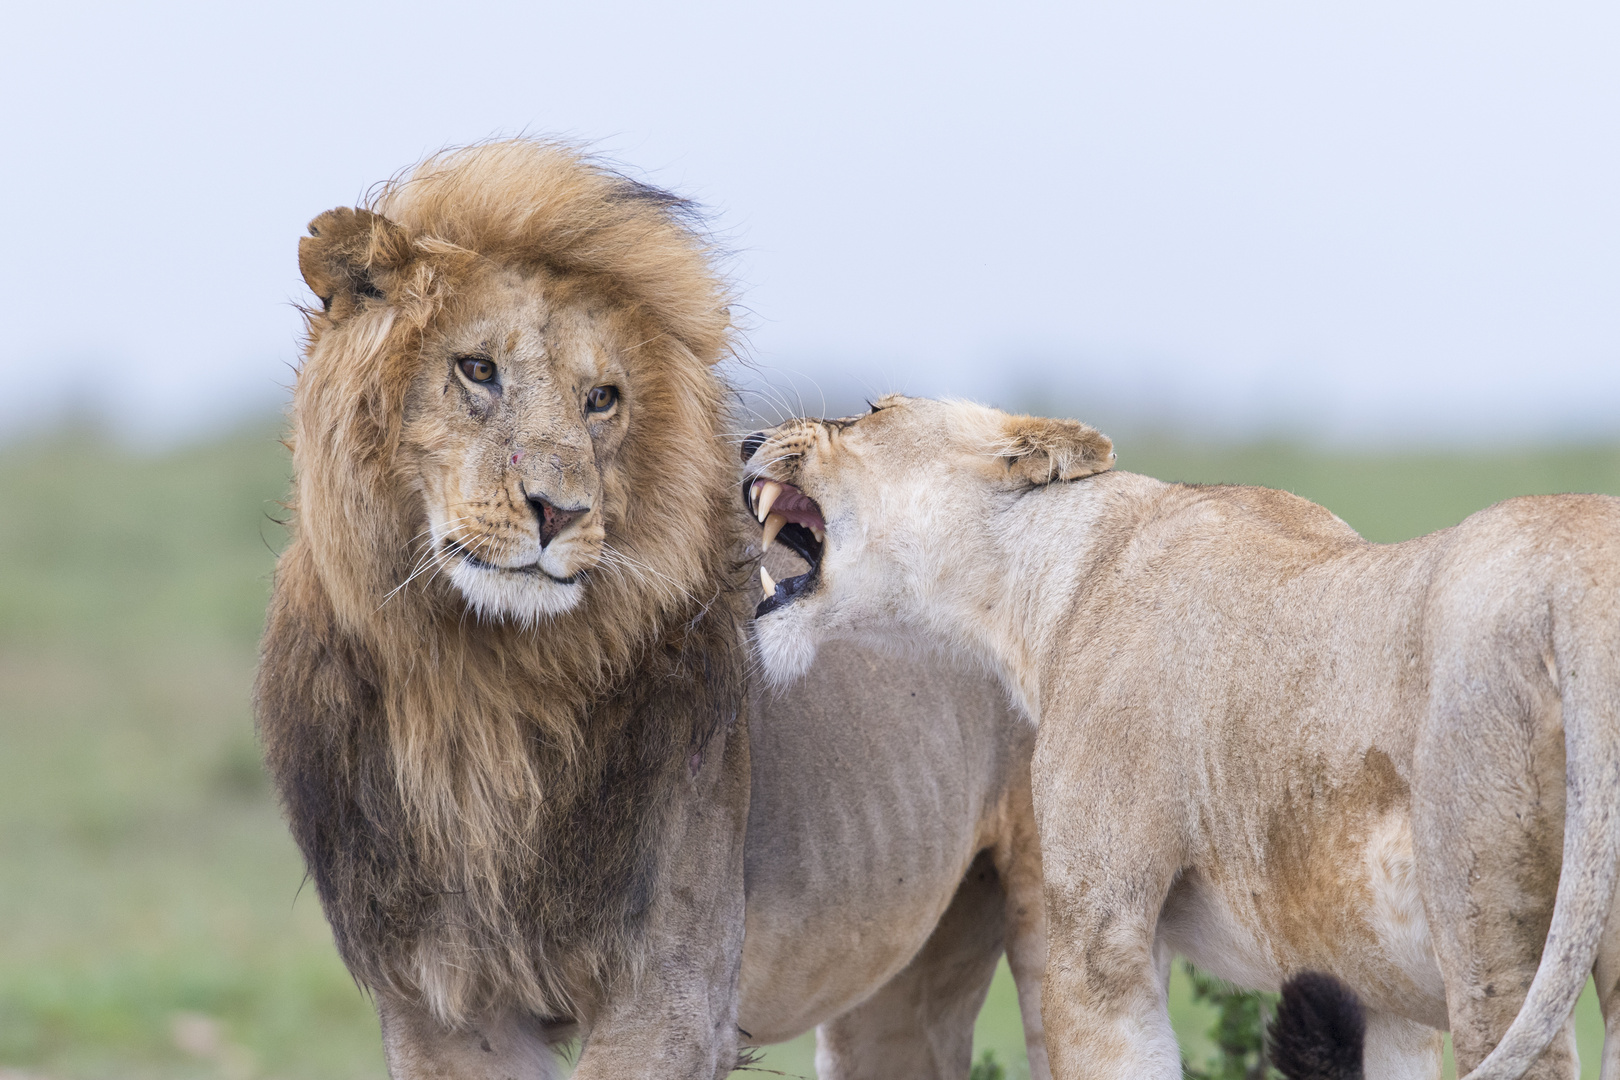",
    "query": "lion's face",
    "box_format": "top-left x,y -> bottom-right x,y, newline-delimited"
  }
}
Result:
294,178 -> 734,637
742,395 -> 1114,682
401,264 -> 632,623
